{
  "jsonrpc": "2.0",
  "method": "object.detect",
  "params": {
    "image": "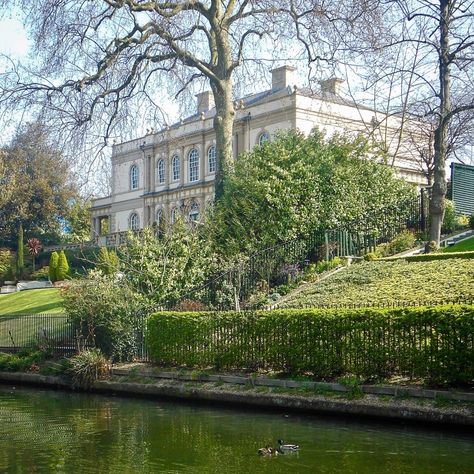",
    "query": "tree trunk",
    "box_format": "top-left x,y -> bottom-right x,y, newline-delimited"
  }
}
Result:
429,0 -> 451,246
212,78 -> 235,201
